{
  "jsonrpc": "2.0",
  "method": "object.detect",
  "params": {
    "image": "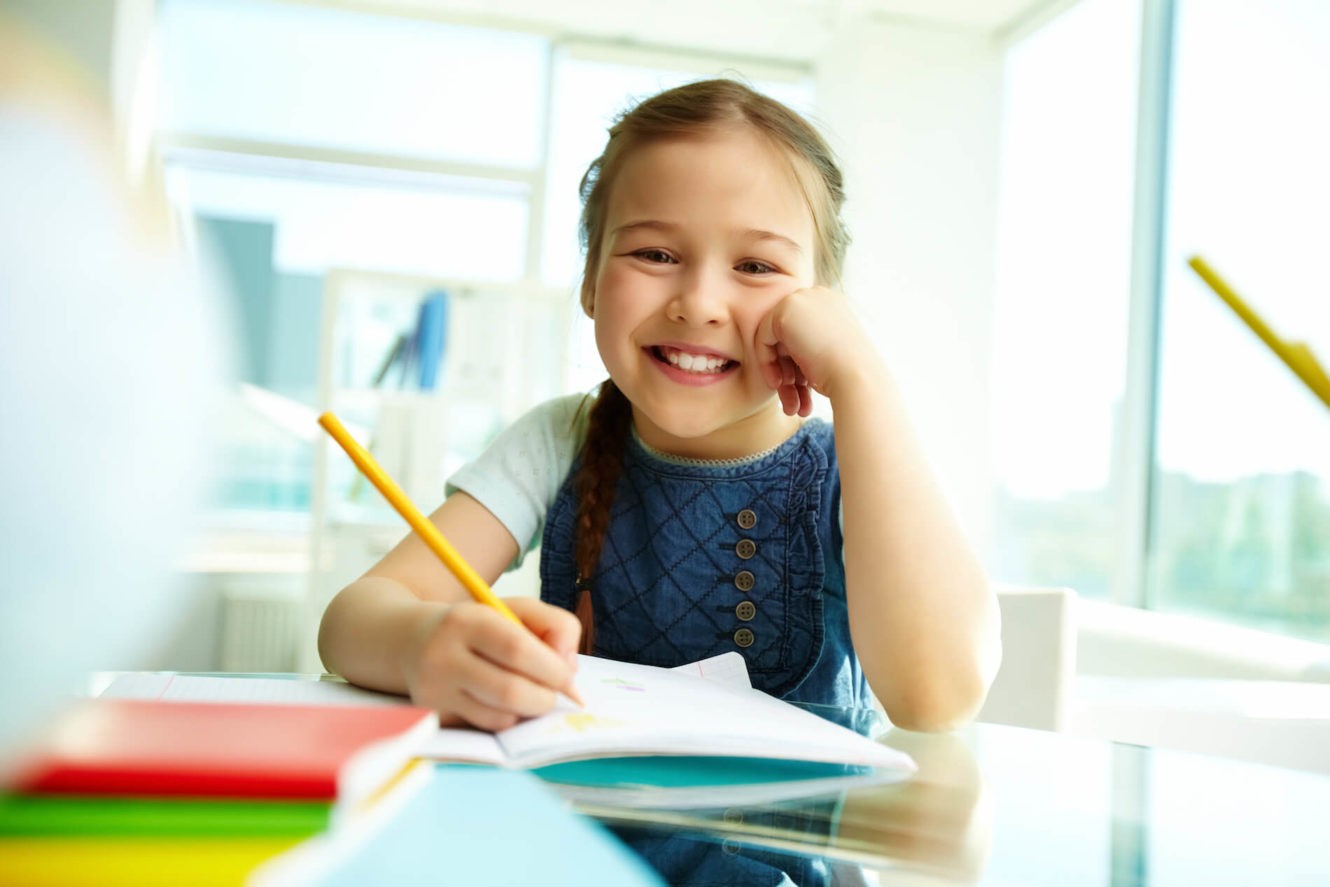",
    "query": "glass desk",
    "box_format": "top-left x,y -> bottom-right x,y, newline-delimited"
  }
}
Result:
553,713 -> 1330,886
83,675 -> 1330,886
